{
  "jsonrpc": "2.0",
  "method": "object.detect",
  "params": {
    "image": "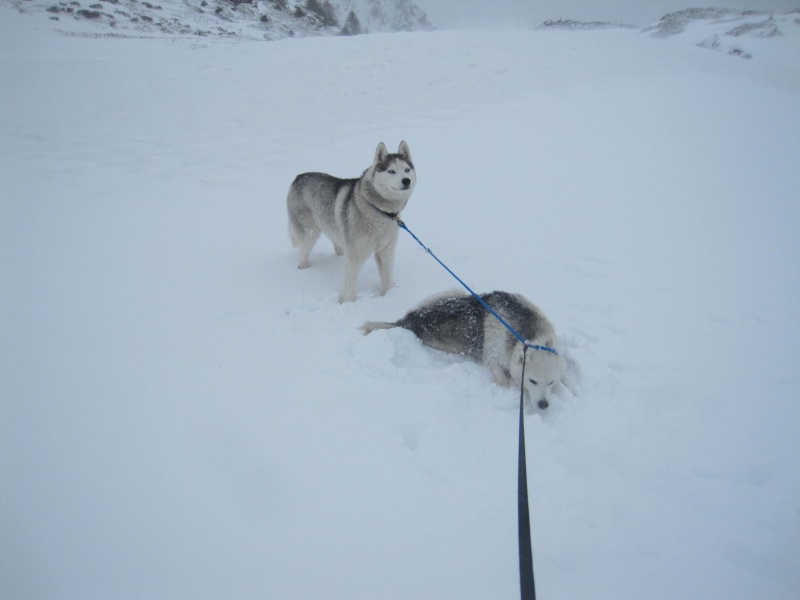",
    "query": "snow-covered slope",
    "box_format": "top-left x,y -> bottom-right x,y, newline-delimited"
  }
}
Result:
339,0 -> 430,33
4,0 -> 432,40
1,4 -> 799,599
645,7 -> 800,59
